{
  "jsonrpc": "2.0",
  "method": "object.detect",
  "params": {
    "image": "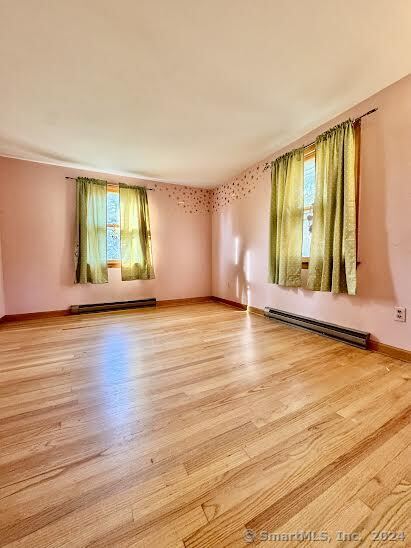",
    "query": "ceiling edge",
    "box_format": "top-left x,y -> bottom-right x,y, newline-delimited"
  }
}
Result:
0,153 -> 218,189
